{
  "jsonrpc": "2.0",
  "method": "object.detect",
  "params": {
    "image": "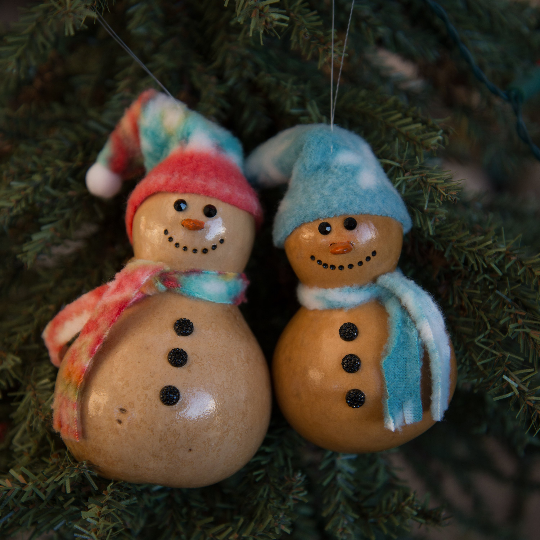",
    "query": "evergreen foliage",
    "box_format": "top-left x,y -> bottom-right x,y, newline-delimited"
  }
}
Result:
0,0 -> 539,538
